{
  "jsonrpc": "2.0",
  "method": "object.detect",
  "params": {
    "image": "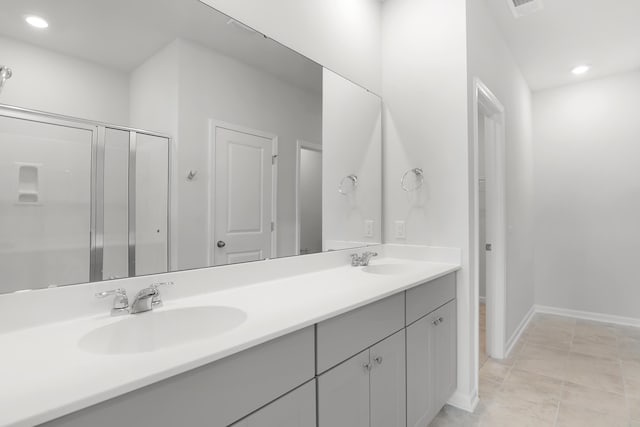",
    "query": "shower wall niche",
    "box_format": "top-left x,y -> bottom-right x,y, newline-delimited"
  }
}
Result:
0,106 -> 170,293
